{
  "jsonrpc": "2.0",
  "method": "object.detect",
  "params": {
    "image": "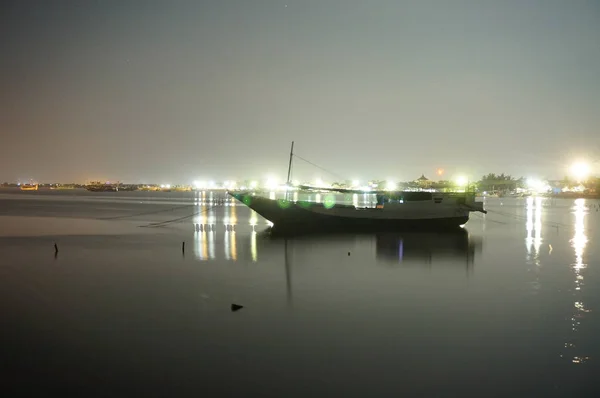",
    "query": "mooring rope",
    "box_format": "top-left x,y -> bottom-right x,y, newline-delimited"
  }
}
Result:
140,203 -> 226,228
